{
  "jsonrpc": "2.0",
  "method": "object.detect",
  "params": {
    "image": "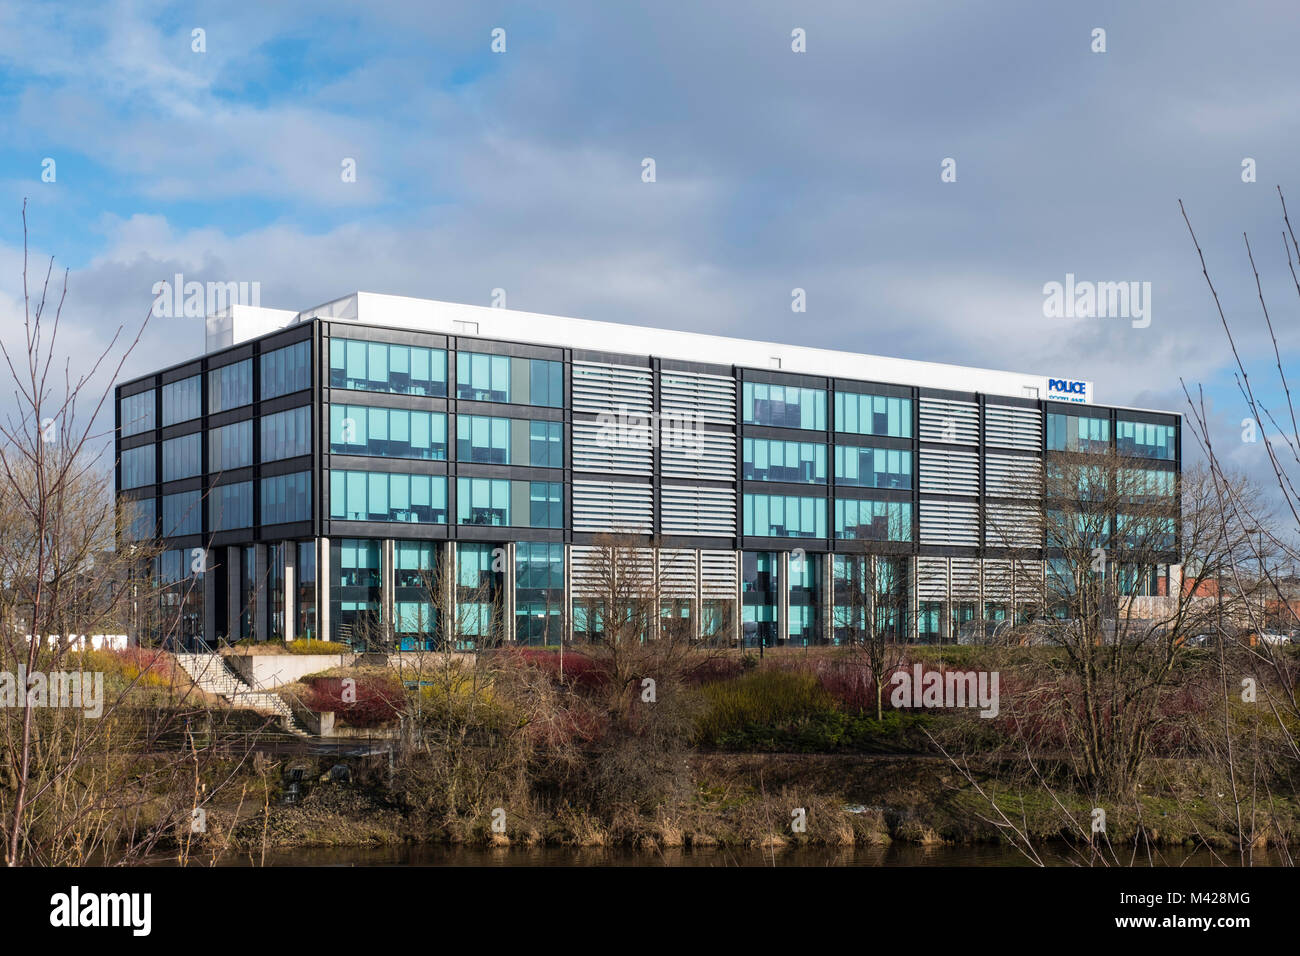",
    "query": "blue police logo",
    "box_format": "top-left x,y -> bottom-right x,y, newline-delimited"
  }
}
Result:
1048,379 -> 1086,395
